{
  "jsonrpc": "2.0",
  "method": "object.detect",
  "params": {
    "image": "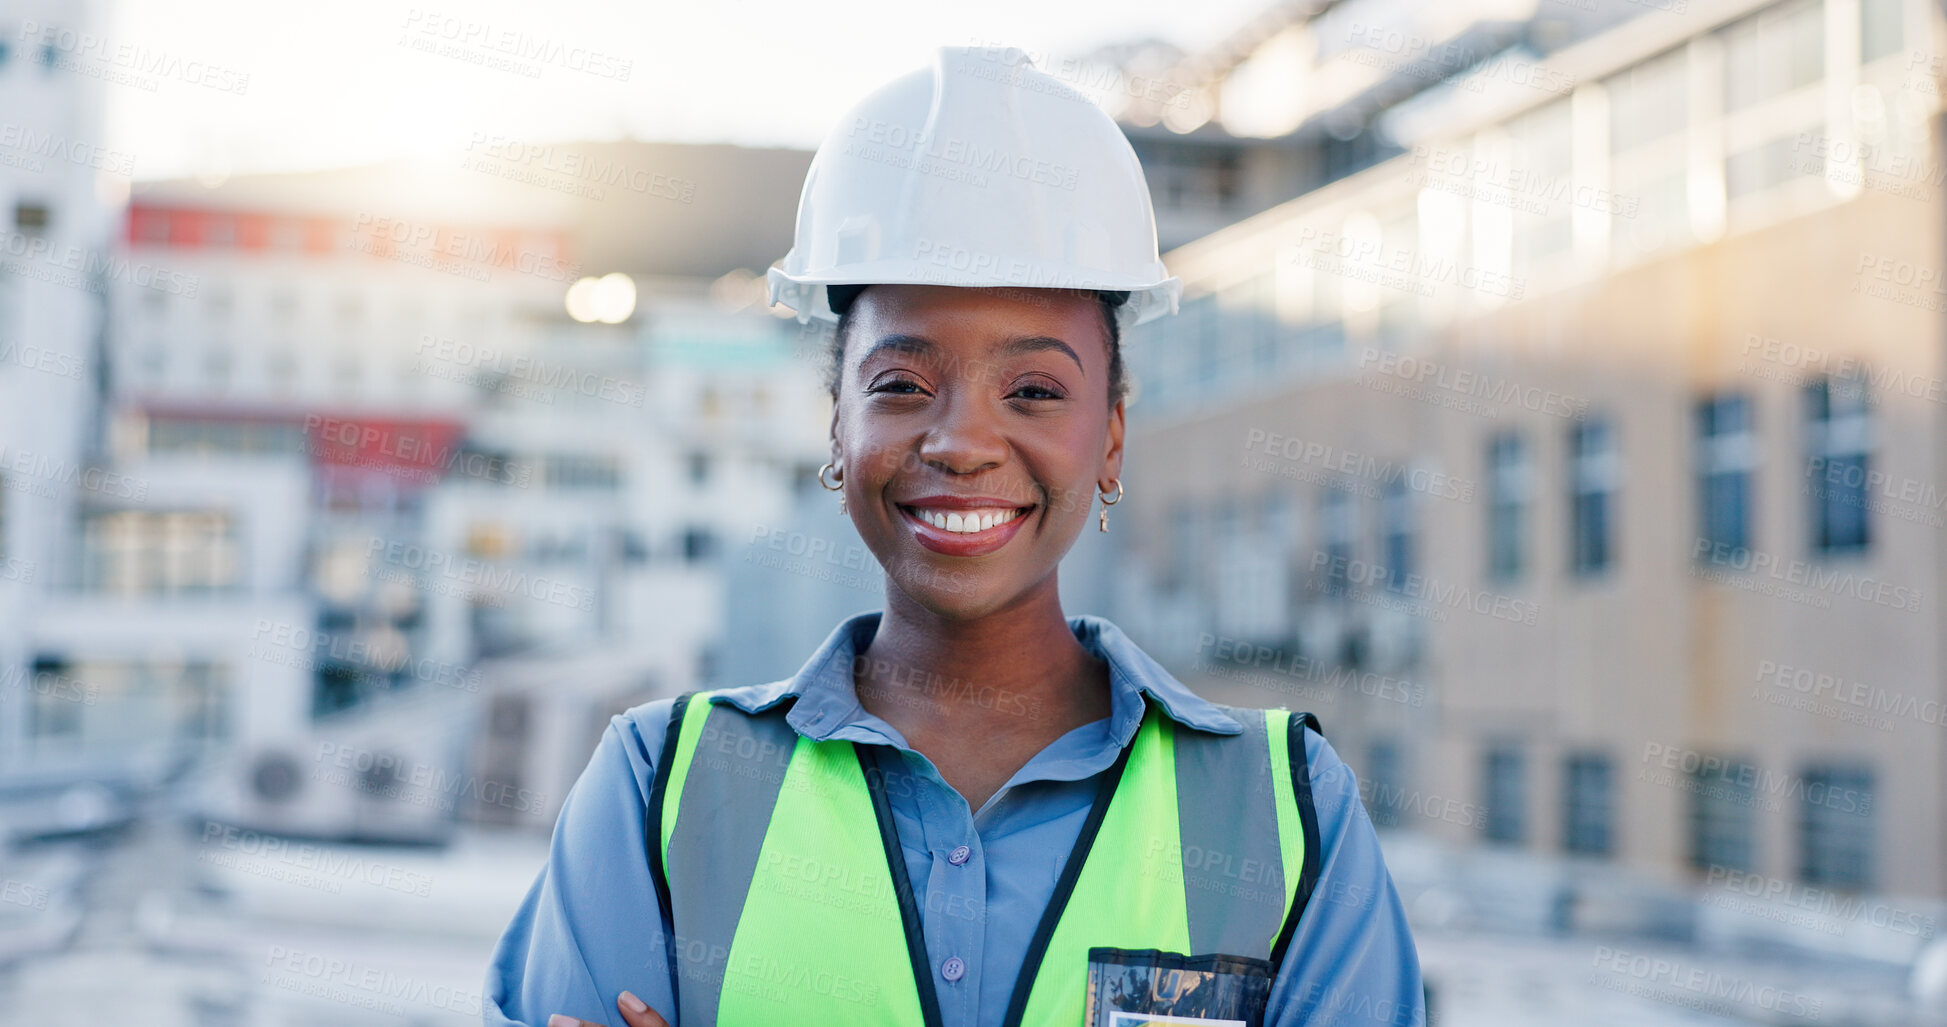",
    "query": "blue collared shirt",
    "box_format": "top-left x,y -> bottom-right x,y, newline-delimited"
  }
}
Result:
484,611 -> 1425,1026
